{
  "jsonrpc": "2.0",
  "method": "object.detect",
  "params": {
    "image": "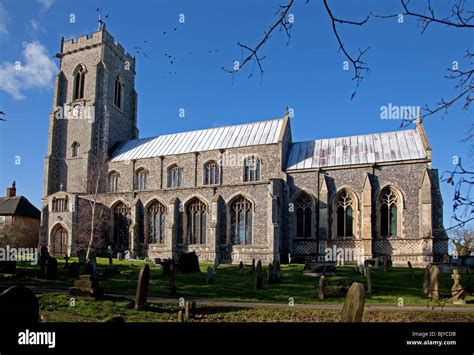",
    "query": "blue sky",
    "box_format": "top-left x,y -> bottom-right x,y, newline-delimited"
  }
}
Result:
0,0 -> 472,229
